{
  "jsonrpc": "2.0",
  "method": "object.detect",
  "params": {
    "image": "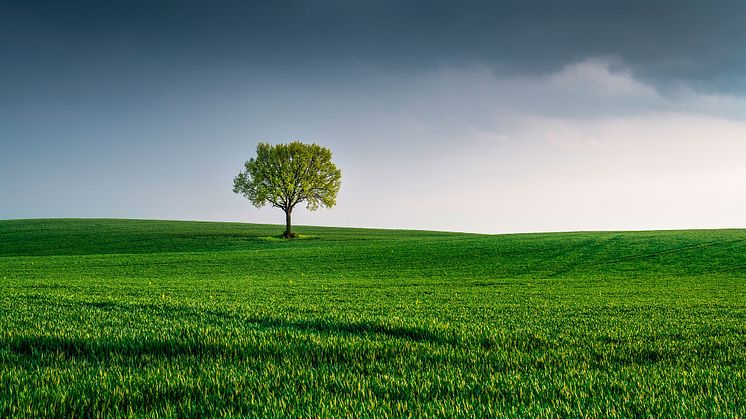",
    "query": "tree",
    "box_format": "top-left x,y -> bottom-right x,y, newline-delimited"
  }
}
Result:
233,142 -> 342,238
